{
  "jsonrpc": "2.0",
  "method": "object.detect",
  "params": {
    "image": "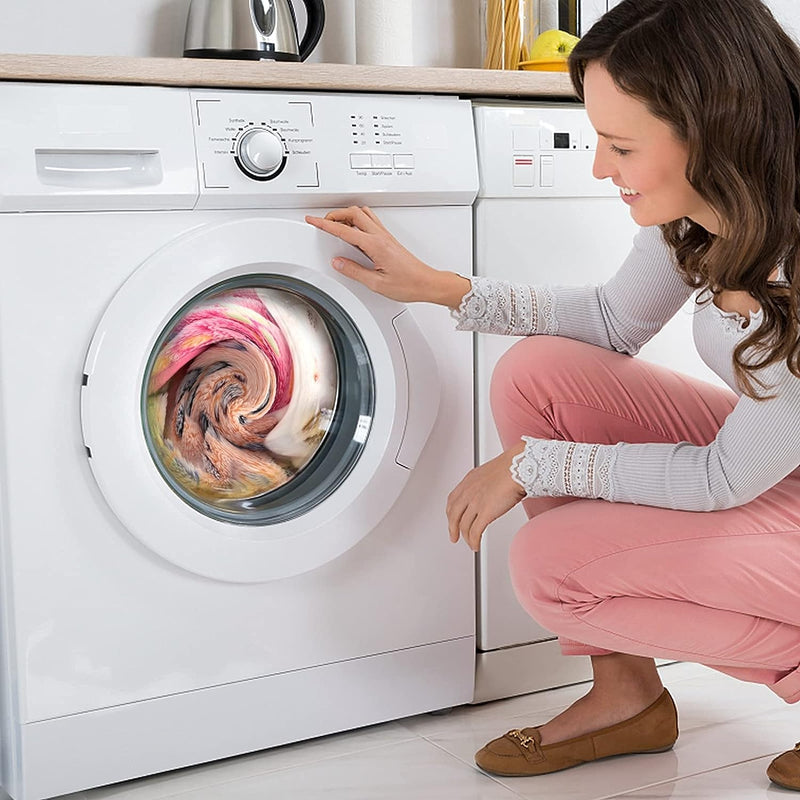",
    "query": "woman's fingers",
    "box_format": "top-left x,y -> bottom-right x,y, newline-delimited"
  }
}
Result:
307,206 -> 435,304
446,489 -> 463,543
446,448 -> 527,552
324,205 -> 378,233
464,514 -> 489,552
305,214 -> 369,250
447,483 -> 481,549
461,511 -> 481,551
331,256 -> 378,291
449,504 -> 479,549
360,205 -> 389,231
